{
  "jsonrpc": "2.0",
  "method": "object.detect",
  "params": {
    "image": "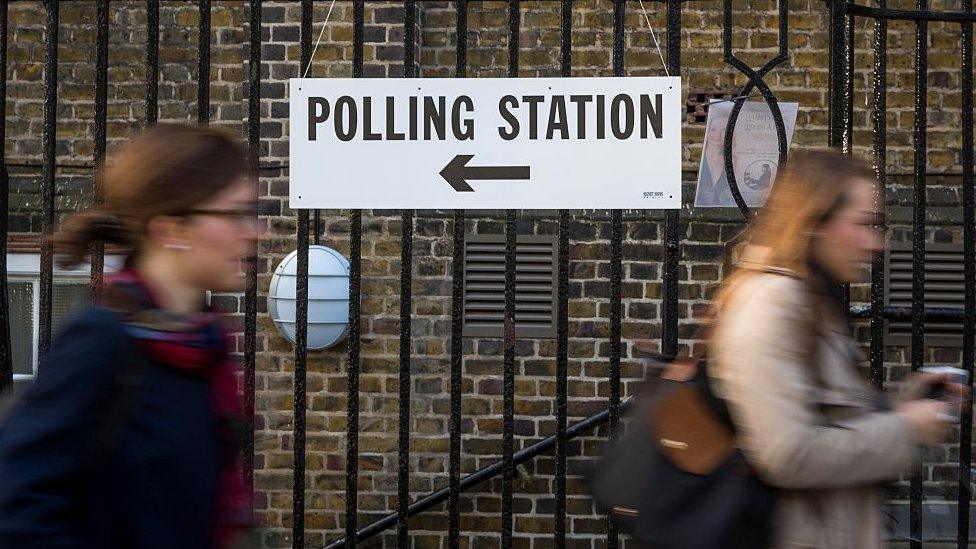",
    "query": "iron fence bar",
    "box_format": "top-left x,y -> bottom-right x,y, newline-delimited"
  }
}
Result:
607,2 -> 624,547
910,2 -> 928,547
396,208 -> 413,547
848,3 -> 976,23
828,2 -> 854,318
721,0 -> 789,219
38,0 -> 58,369
663,0 -> 680,360
293,211 -> 309,549
198,0 -> 210,124
396,4 -> 416,548
448,2 -> 467,547
345,2 -> 364,546
299,1 -> 319,245
849,306 -> 964,320
89,0 -> 109,303
448,197 -> 464,545
0,0 -> 10,391
842,2 -> 854,311
146,0 -> 158,124
345,208 -> 362,549
243,0 -> 262,495
555,2 -> 571,546
869,0 -> 887,390
828,0 -> 846,149
321,395 -> 637,549
292,2 -> 313,547
502,3 -> 520,548
958,1 -> 974,546
844,8 -> 854,155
